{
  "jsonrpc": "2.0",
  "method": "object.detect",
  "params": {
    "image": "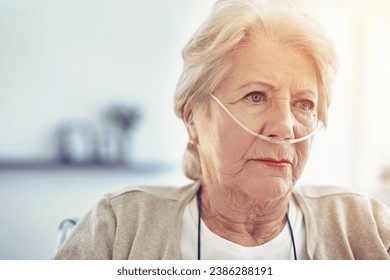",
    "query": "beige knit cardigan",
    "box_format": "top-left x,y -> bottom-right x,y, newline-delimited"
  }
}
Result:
54,181 -> 390,260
